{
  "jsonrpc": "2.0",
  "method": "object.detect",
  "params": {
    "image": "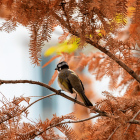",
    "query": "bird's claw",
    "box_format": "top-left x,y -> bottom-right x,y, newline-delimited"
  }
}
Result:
58,89 -> 62,93
58,89 -> 65,94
